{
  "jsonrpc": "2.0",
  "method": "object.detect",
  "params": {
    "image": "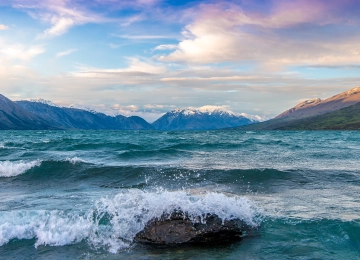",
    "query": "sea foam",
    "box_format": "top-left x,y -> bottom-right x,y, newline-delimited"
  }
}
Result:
0,160 -> 41,177
65,157 -> 86,164
0,190 -> 260,253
